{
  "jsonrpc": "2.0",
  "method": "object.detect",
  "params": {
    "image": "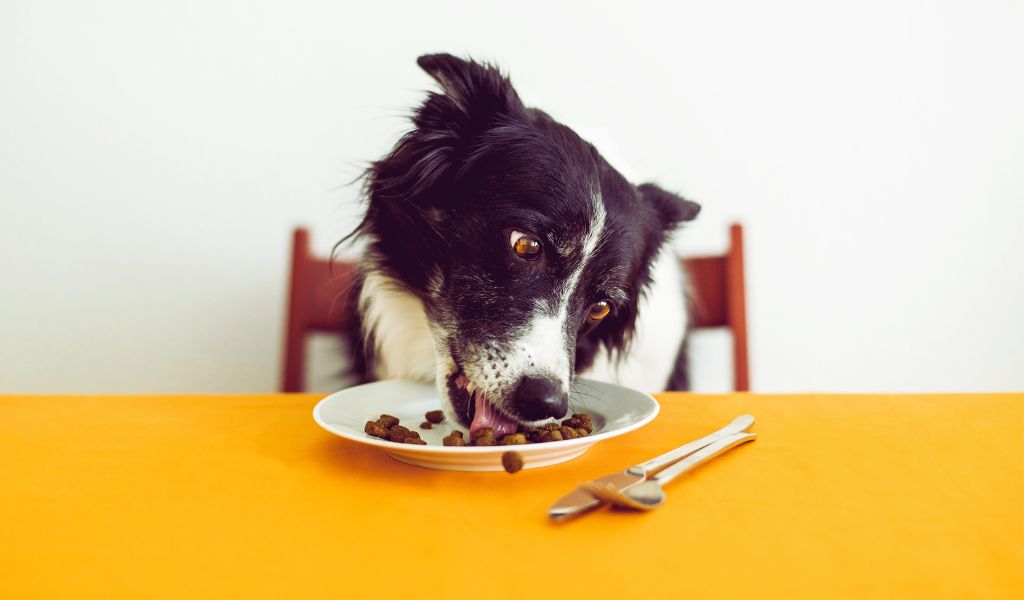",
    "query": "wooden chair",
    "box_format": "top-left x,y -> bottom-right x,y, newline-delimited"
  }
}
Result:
281,224 -> 749,392
681,224 -> 750,391
280,229 -> 358,393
